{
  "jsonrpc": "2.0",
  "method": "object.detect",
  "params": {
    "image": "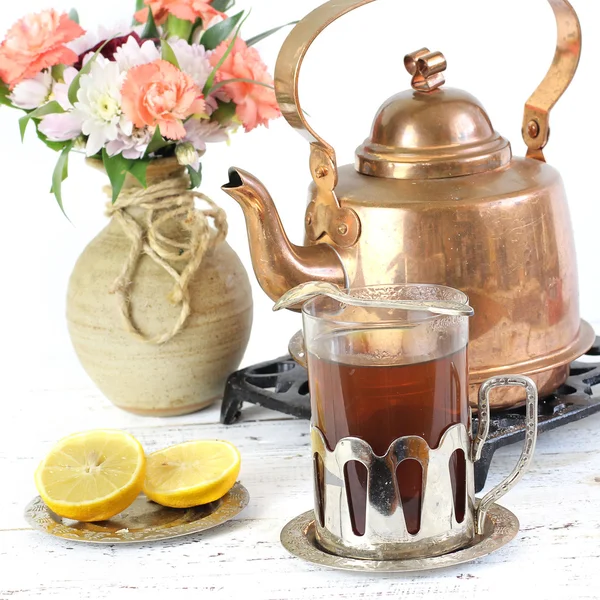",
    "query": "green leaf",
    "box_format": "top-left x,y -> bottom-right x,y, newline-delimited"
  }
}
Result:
161,40 -> 180,68
68,8 -> 79,24
208,77 -> 274,95
50,142 -> 73,216
51,64 -> 66,82
103,149 -> 150,199
189,18 -> 204,41
211,0 -> 235,11
102,149 -> 132,203
211,100 -> 237,125
68,39 -> 112,106
201,11 -> 244,51
203,12 -> 249,94
18,101 -> 64,141
142,7 -> 160,39
37,128 -> 69,152
144,126 -> 172,157
129,160 -> 149,188
187,163 -> 202,189
246,21 -> 298,46
166,15 -> 192,41
0,83 -> 12,108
